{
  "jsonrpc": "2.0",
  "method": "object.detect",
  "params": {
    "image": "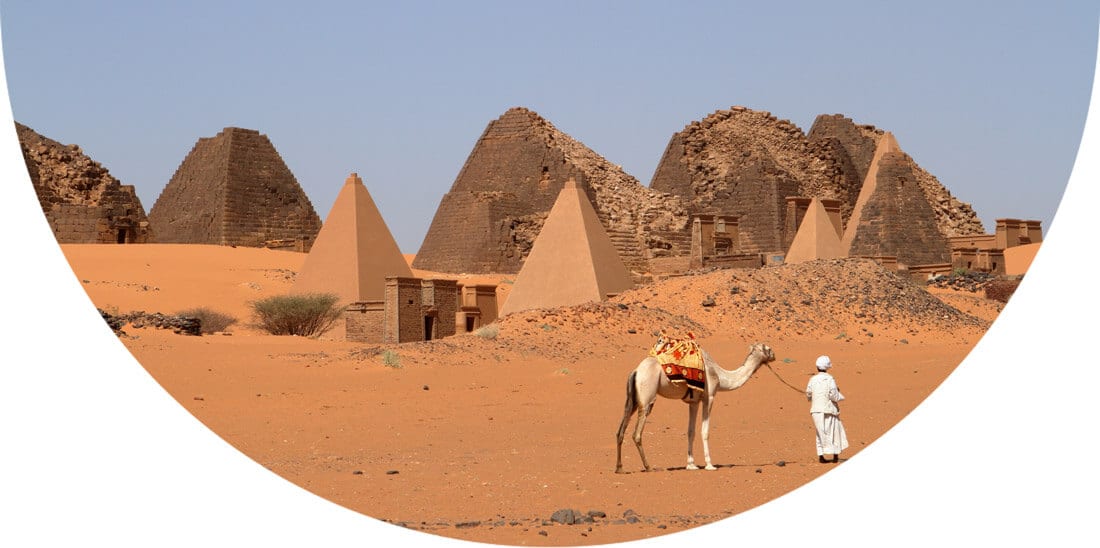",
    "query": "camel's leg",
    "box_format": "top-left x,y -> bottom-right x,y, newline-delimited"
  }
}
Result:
615,371 -> 639,474
632,401 -> 655,472
685,400 -> 700,470
701,398 -> 717,470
